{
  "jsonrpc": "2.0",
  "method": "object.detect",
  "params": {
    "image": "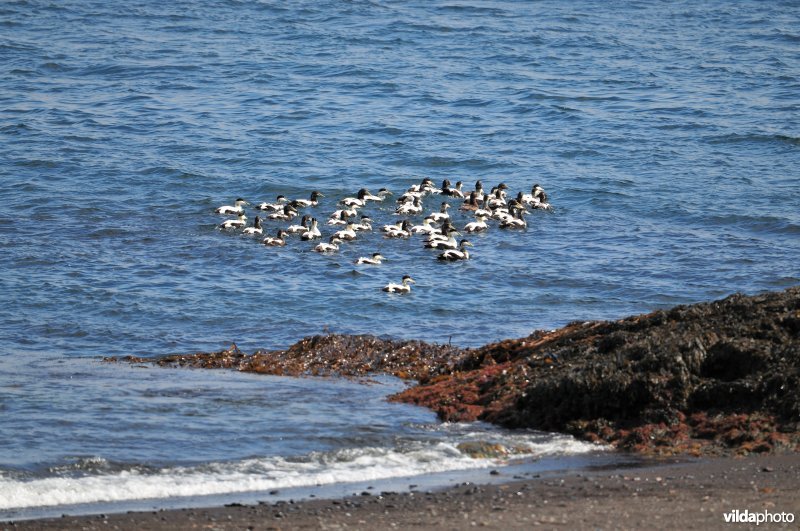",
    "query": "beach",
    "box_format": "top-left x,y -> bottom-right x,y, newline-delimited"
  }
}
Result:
8,454 -> 798,530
